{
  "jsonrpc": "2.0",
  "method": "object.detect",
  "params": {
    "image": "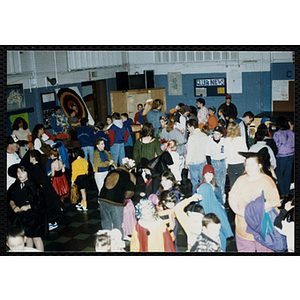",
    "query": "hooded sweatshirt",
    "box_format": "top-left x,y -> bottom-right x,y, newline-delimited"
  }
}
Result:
108,120 -> 129,146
